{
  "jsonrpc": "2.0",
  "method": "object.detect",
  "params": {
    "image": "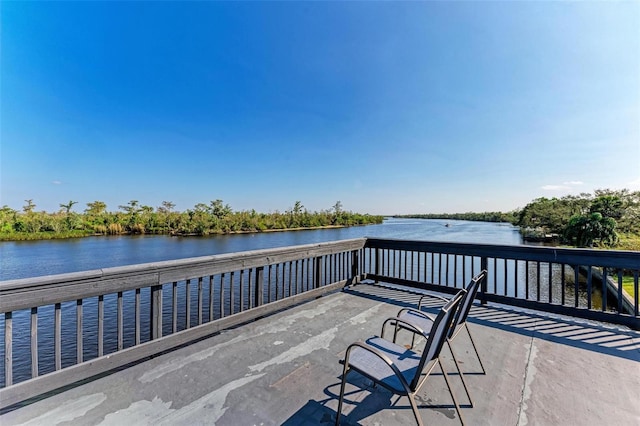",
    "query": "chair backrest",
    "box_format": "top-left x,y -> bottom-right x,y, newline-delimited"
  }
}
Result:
410,289 -> 465,390
449,270 -> 487,337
